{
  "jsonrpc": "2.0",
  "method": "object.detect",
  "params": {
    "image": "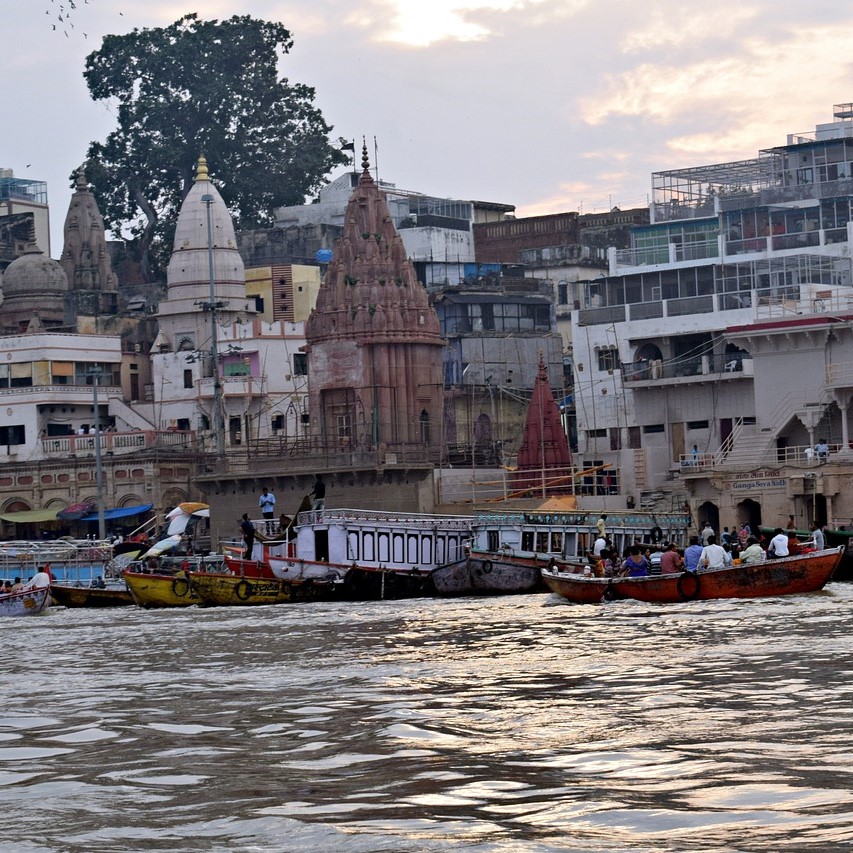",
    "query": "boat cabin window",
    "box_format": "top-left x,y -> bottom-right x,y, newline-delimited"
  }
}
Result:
487,530 -> 500,551
551,532 -> 563,554
536,532 -> 549,553
521,531 -> 534,551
